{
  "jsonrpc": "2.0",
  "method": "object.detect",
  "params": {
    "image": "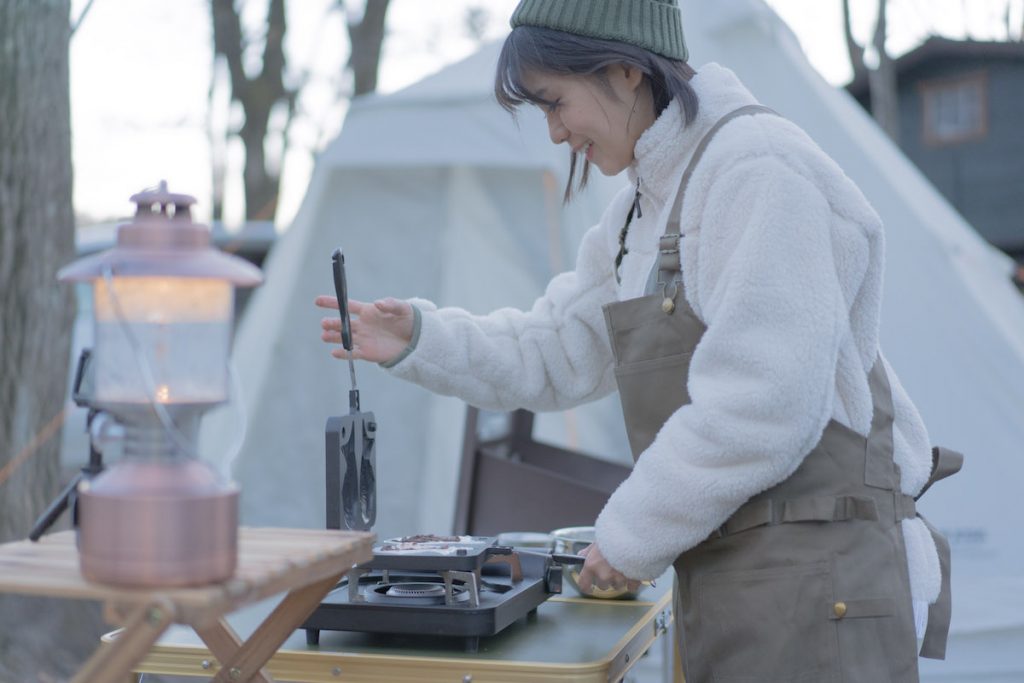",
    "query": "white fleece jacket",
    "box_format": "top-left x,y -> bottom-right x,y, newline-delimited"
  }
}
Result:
386,64 -> 941,632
